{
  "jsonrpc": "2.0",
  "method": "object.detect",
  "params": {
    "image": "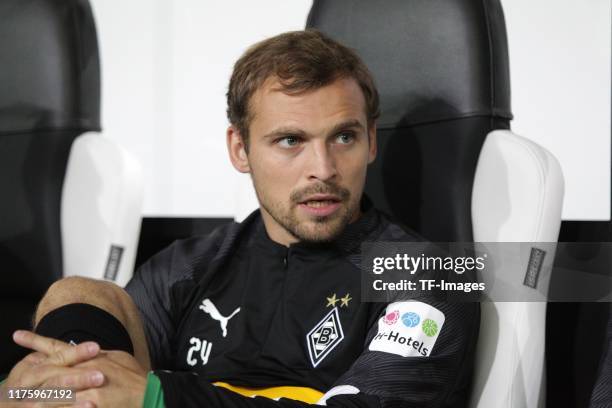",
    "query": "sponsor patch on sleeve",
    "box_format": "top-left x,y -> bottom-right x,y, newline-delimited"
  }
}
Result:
368,301 -> 445,357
